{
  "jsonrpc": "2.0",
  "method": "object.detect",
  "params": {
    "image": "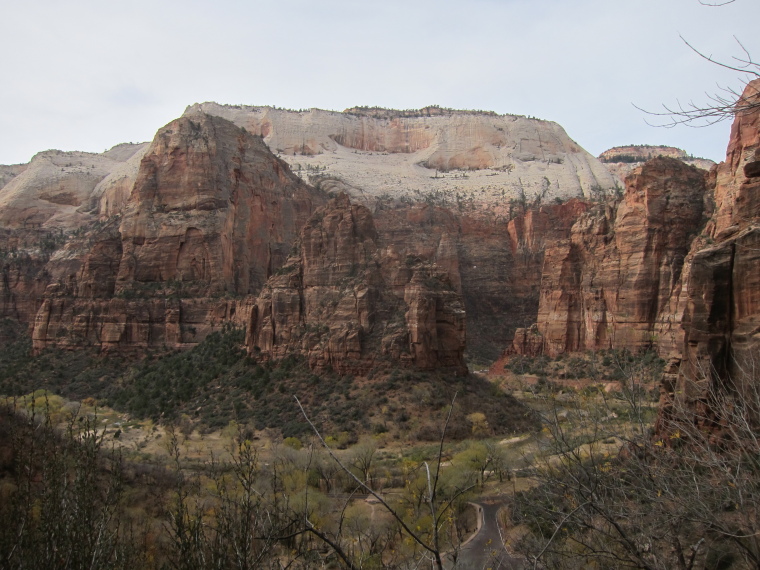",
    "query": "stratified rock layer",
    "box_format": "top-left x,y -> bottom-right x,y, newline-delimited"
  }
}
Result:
247,194 -> 468,375
31,113 -> 326,353
659,80 -> 760,432
599,145 -> 715,185
185,103 -> 618,205
511,157 -> 708,357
